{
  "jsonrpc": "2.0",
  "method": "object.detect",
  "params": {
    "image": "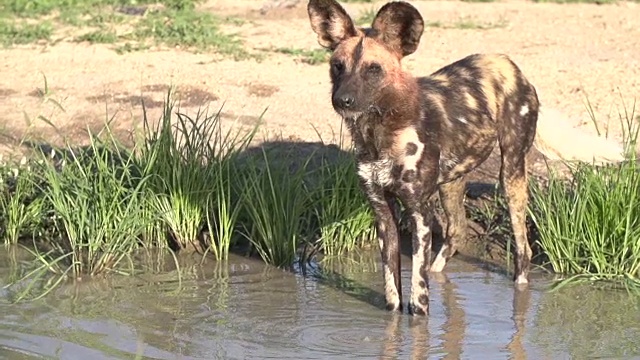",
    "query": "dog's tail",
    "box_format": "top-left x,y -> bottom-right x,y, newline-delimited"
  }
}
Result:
533,107 -> 626,165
